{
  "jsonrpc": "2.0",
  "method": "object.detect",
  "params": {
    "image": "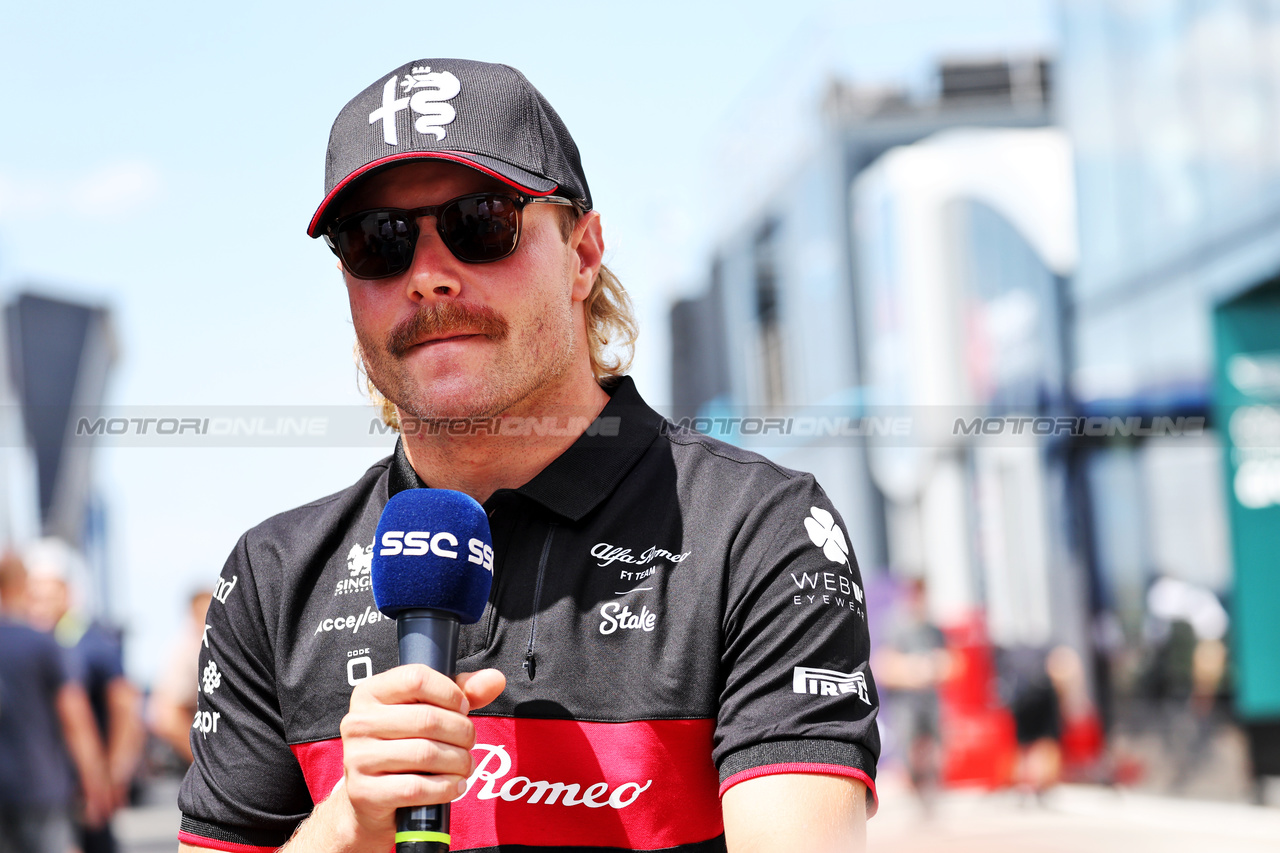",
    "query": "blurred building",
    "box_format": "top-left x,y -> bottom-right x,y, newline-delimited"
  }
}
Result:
671,56 -> 1054,578
1059,0 -> 1280,790
676,17 -> 1280,795
852,123 -> 1083,788
3,291 -> 116,612
672,56 -> 1065,786
852,126 -> 1079,645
